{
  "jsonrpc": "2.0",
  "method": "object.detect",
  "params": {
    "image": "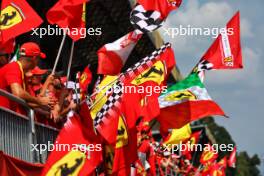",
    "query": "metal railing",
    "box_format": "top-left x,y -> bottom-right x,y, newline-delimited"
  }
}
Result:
0,89 -> 59,164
